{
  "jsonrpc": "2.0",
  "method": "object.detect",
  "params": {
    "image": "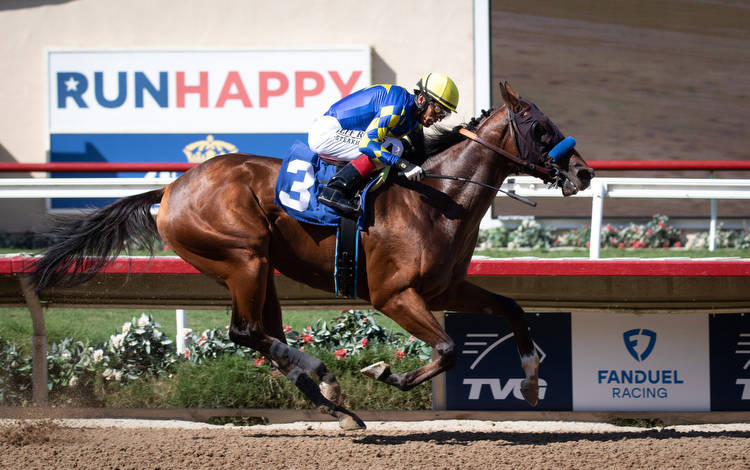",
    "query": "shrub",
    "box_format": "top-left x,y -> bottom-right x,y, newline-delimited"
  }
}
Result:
102,313 -> 178,382
0,309 -> 434,409
0,336 -> 32,405
509,219 -> 555,249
